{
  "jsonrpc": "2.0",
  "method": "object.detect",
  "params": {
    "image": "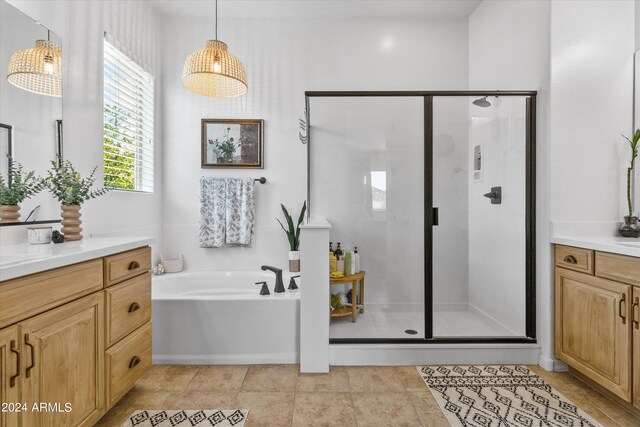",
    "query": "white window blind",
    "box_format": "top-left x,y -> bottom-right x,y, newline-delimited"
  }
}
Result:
103,37 -> 154,192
